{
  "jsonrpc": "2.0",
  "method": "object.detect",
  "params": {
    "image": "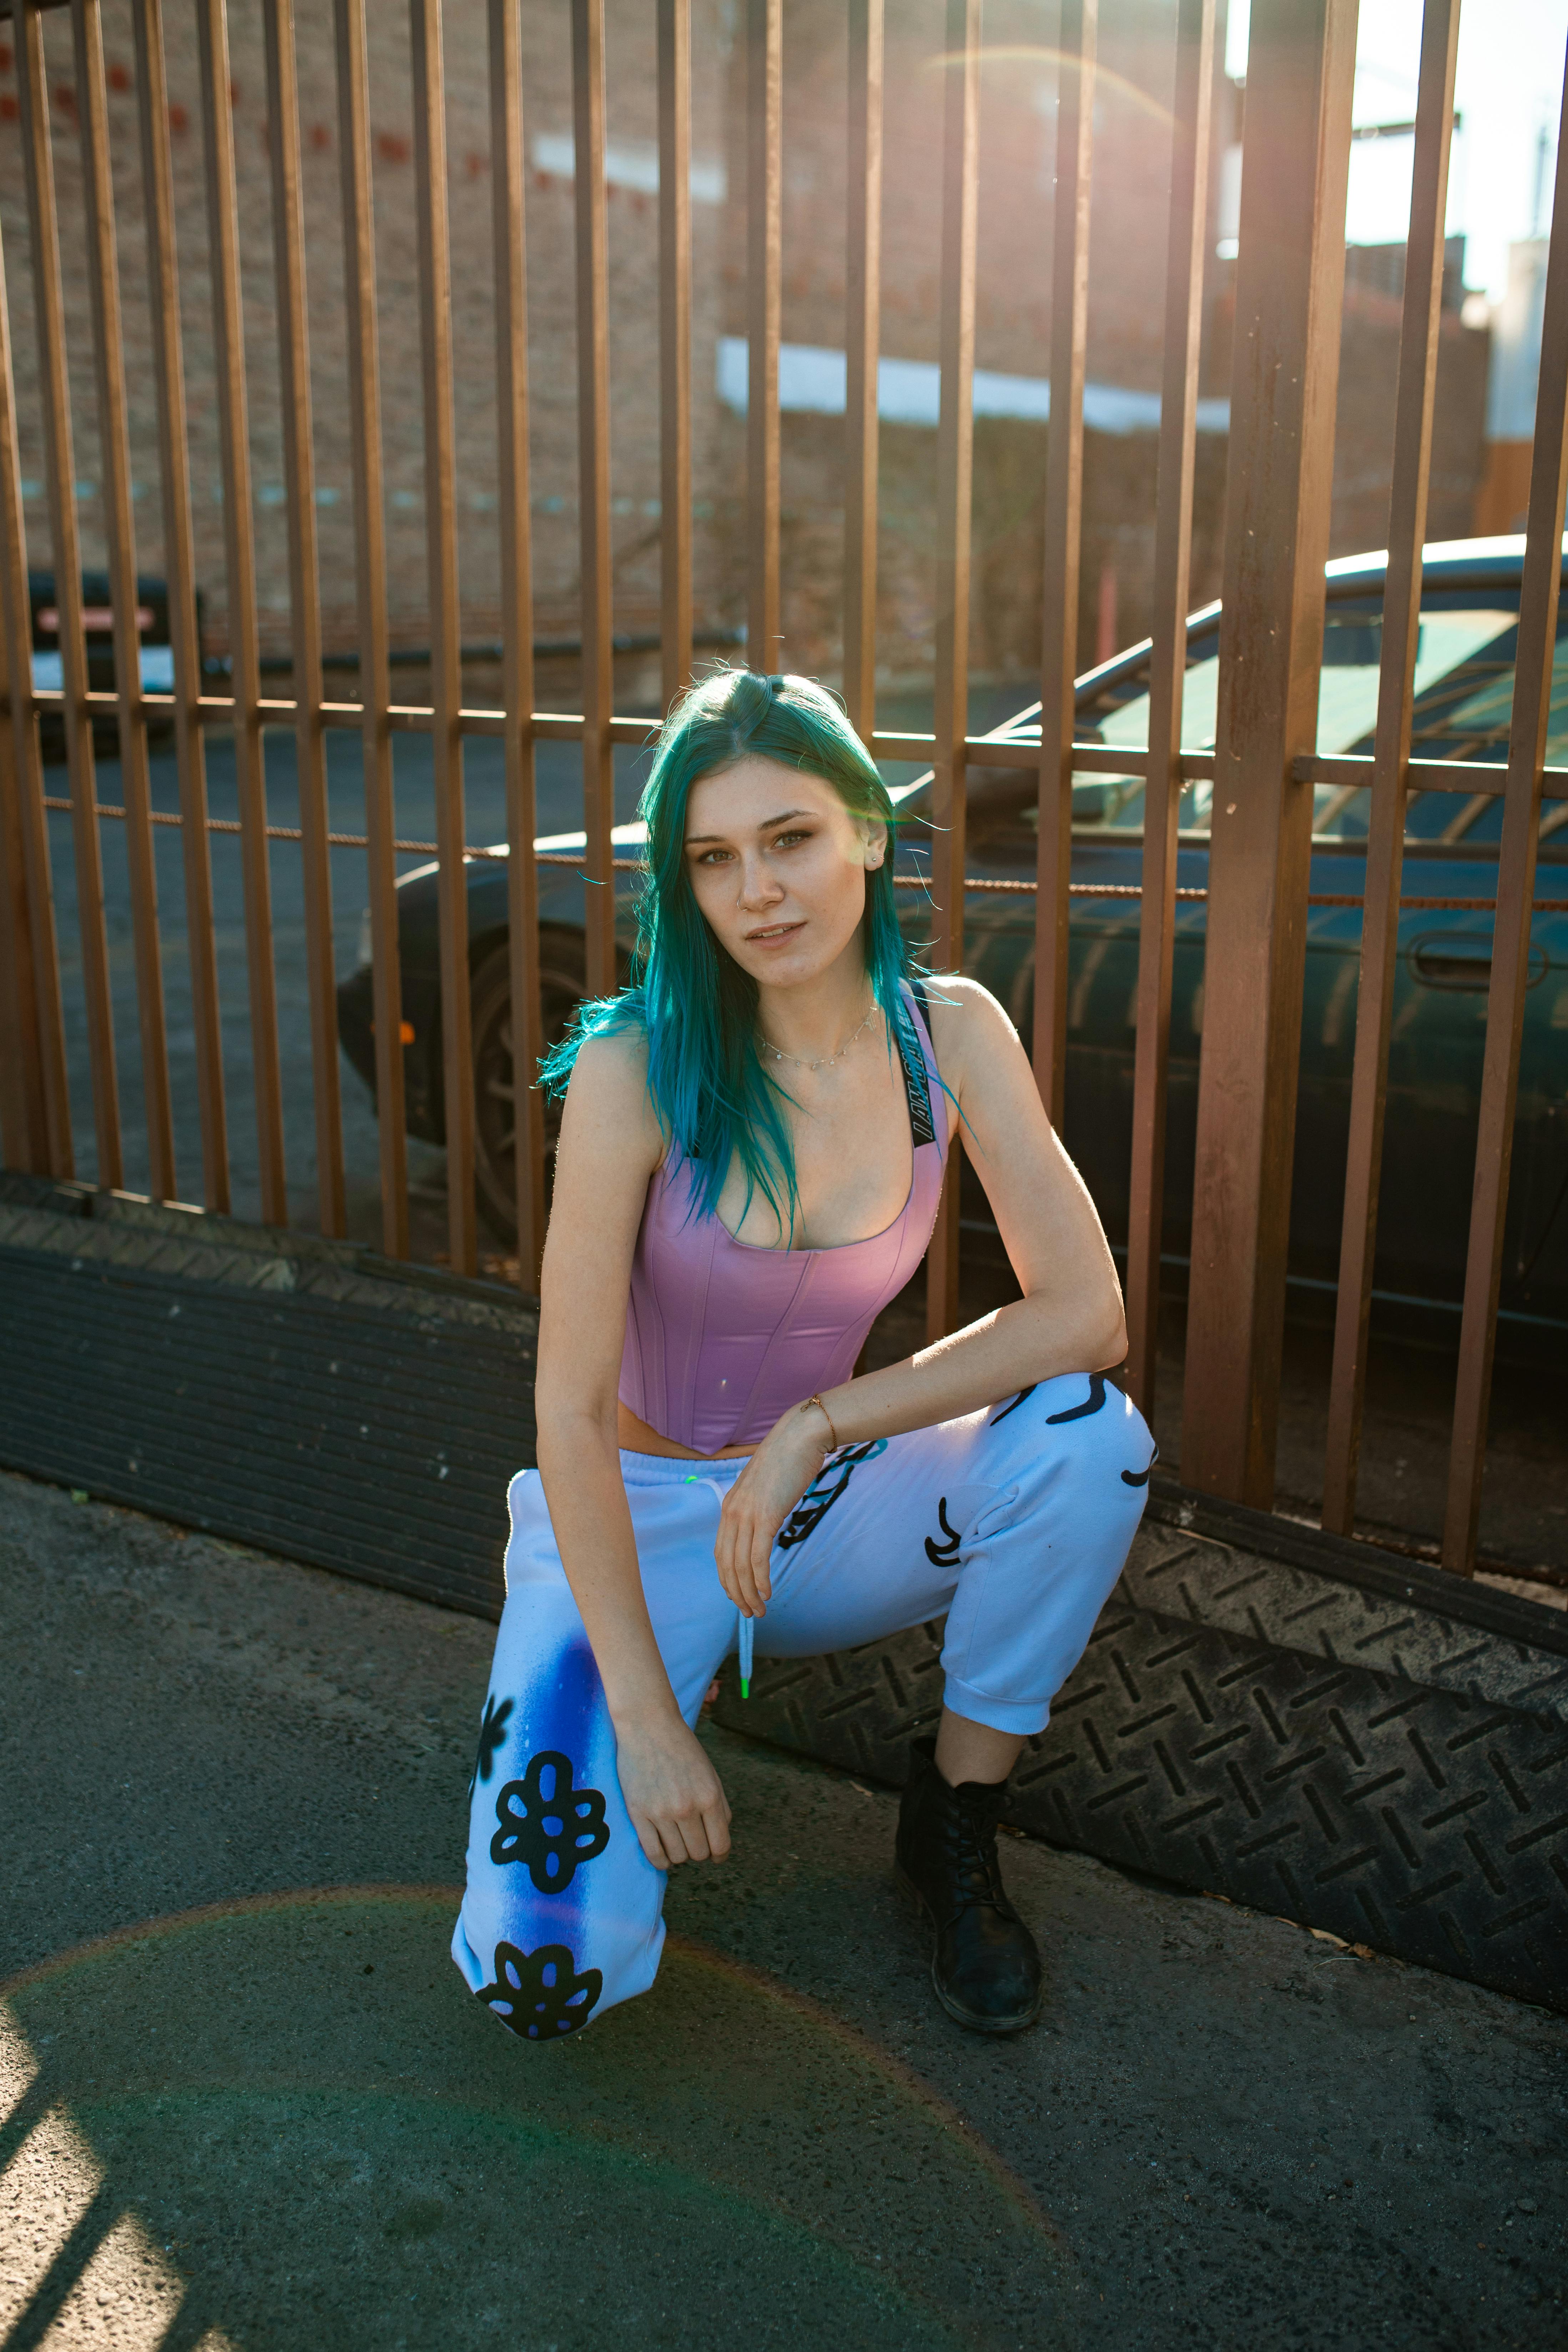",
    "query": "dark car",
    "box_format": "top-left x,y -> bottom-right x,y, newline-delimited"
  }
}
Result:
336,536 -> 1568,1335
